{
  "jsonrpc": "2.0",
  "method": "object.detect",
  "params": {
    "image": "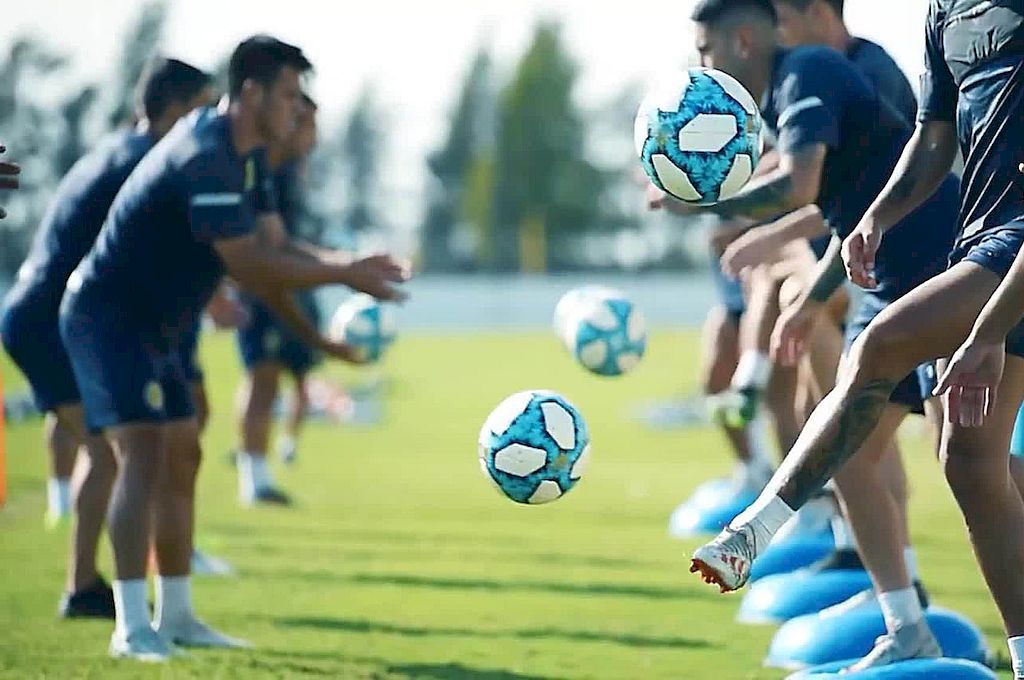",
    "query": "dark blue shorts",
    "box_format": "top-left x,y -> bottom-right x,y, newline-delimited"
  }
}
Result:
236,293 -> 320,376
59,290 -> 195,433
0,293 -> 79,412
179,324 -> 203,383
845,291 -> 936,415
949,225 -> 1024,358
709,251 -> 745,321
